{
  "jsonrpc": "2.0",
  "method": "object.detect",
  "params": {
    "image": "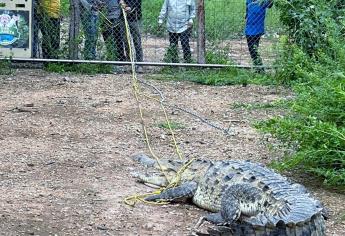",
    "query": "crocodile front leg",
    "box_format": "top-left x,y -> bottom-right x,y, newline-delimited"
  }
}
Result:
194,212 -> 226,231
145,181 -> 198,202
